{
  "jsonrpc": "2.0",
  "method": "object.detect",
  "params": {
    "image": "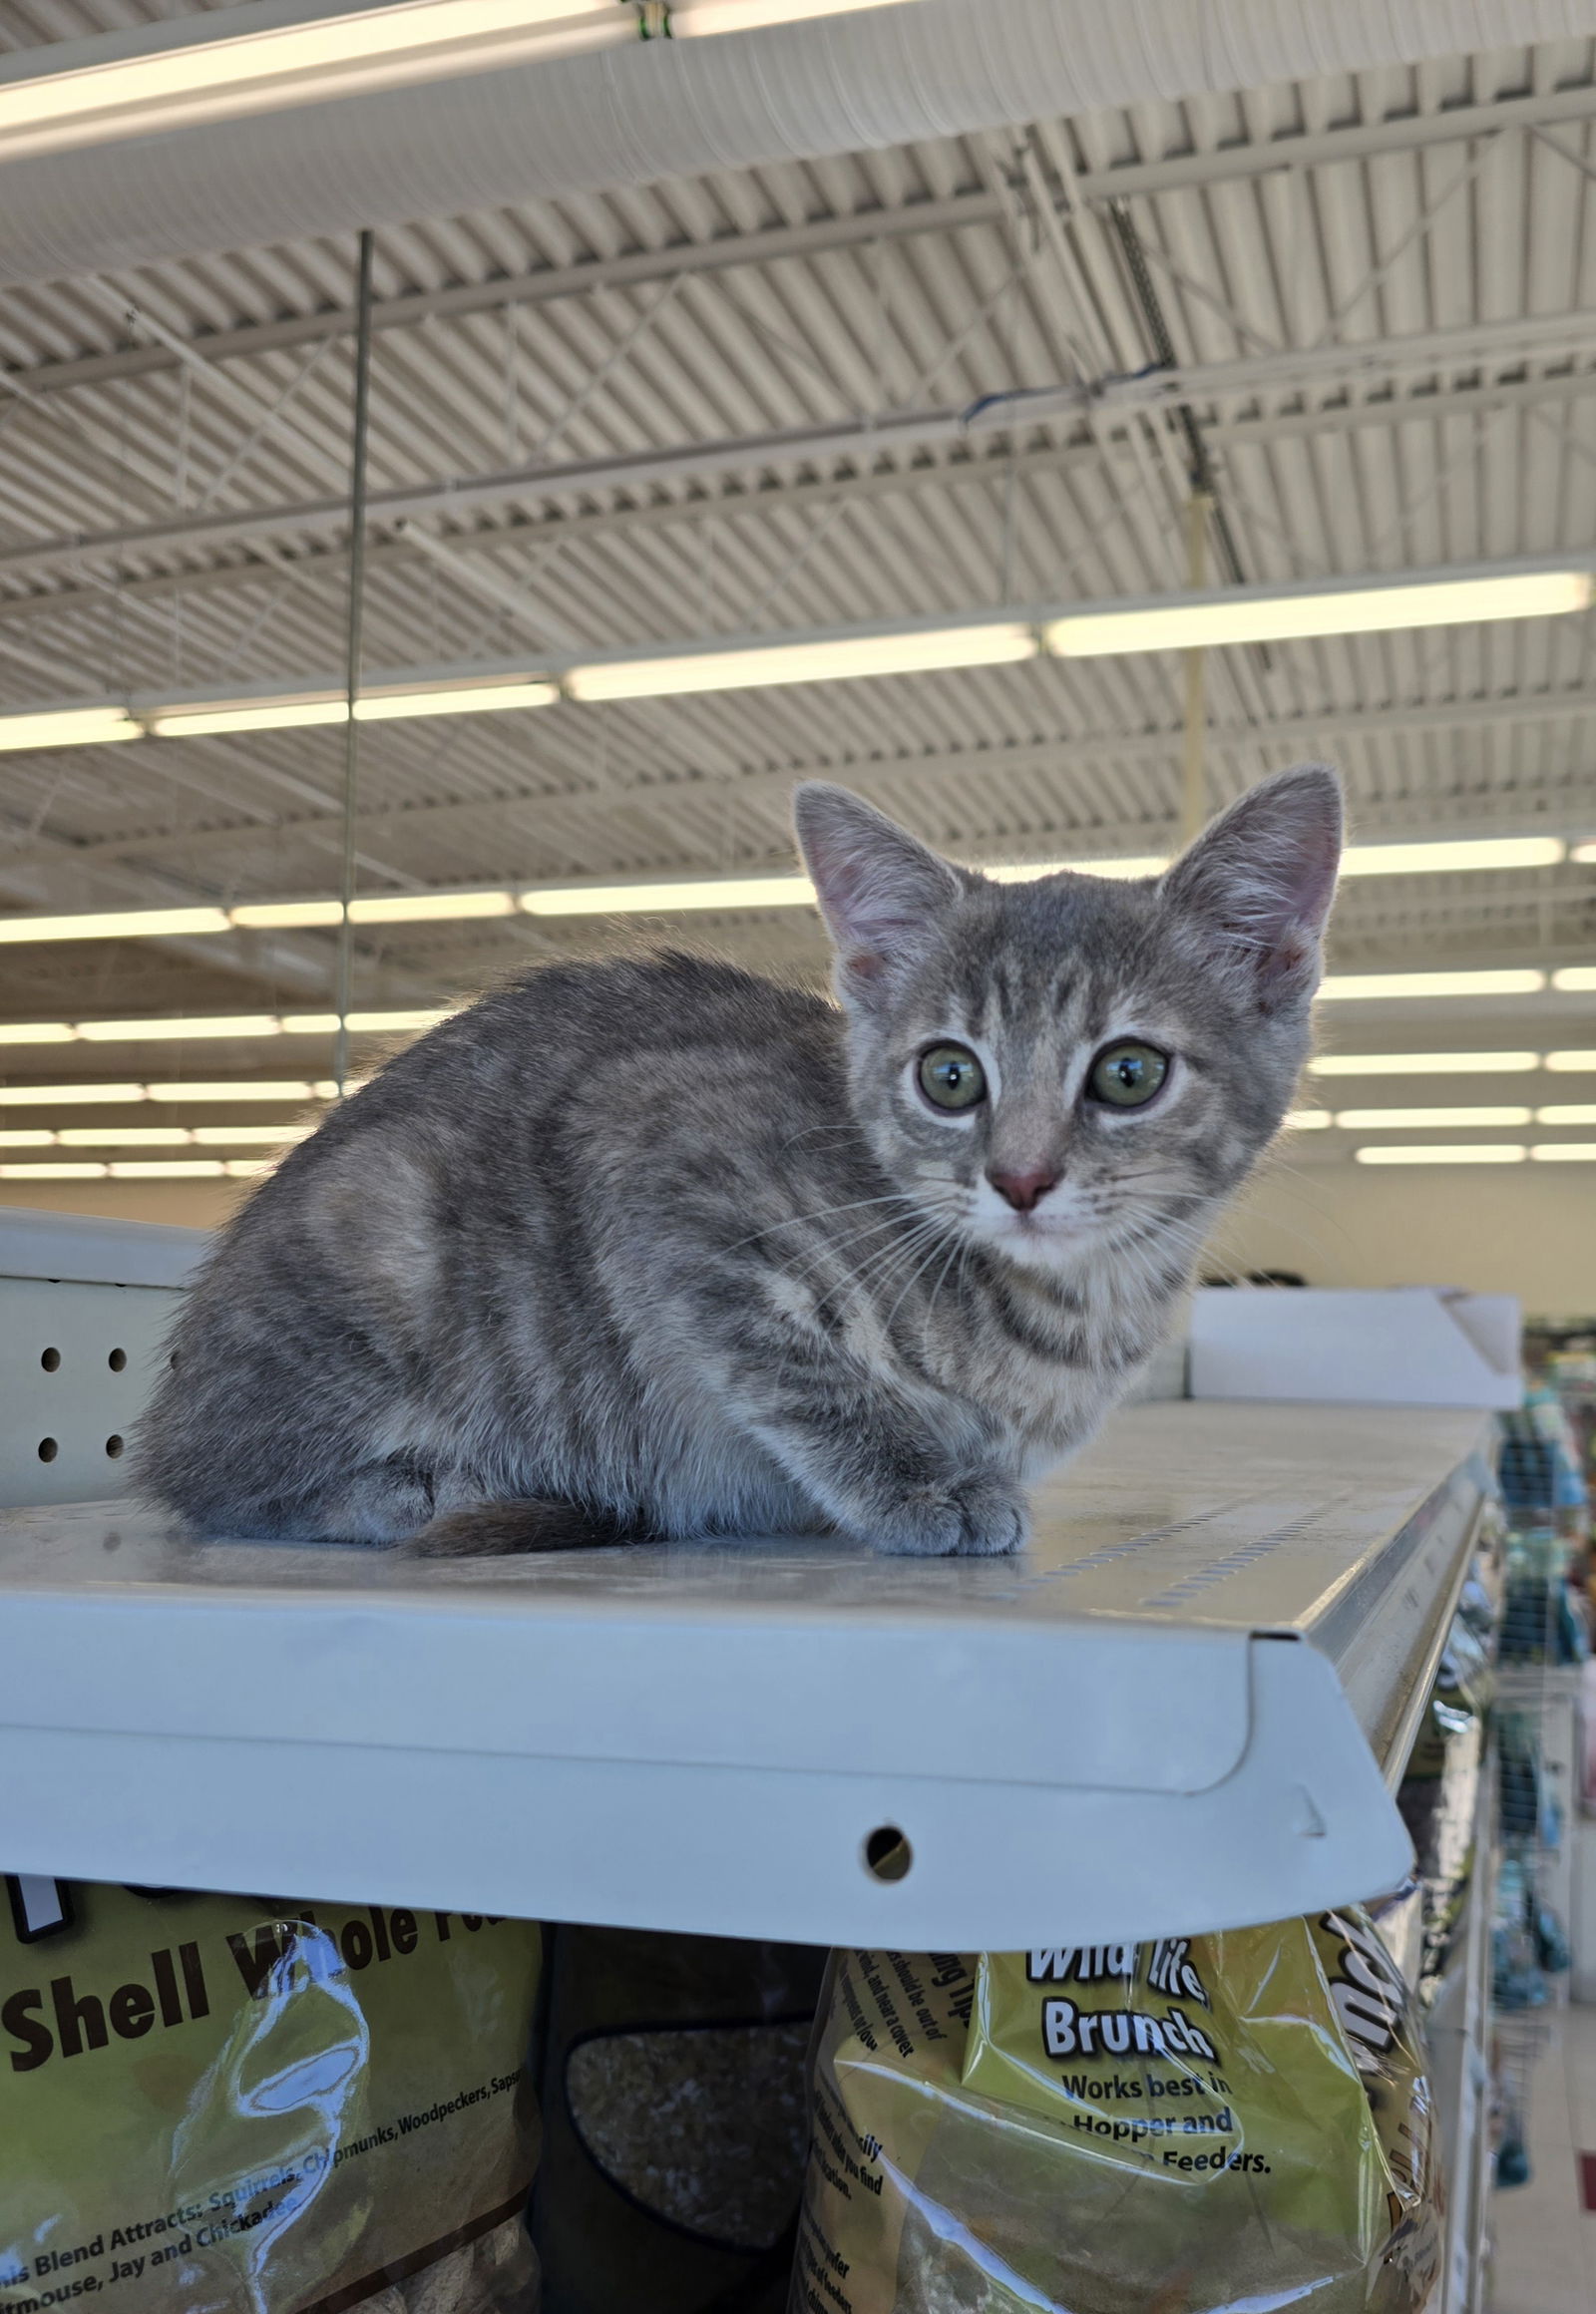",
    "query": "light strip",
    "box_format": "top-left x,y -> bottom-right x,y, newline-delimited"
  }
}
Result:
0,1158 -> 267,1180
1334,1105 -> 1534,1129
4,832 -> 1589,948
146,679 -> 559,740
1573,842 -> 1596,865
1552,965 -> 1596,991
0,1124 -> 312,1150
1308,1050 -> 1541,1075
0,1008 -> 454,1048
1318,968 -> 1548,1000
1354,1144 -> 1527,1165
0,706 -> 140,752
1530,1143 -> 1596,1161
565,624 -> 1037,701
1547,1050 -> 1596,1071
1284,1110 -> 1331,1130
1536,1104 -> 1596,1125
1044,570 -> 1593,657
0,1079 -> 338,1105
